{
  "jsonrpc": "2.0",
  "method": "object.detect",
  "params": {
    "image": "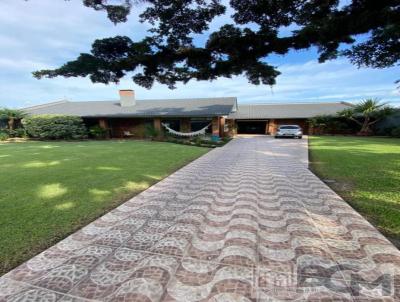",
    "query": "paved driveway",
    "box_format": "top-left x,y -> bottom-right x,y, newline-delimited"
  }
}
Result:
1,137 -> 399,301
